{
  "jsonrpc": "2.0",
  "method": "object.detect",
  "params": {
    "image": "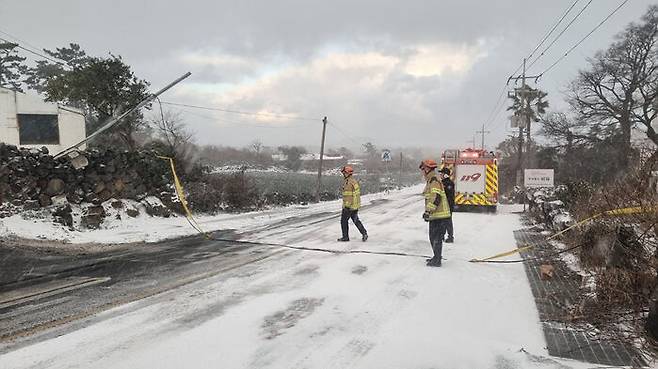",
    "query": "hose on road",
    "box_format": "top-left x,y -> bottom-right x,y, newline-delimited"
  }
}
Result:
206,236 -> 432,259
